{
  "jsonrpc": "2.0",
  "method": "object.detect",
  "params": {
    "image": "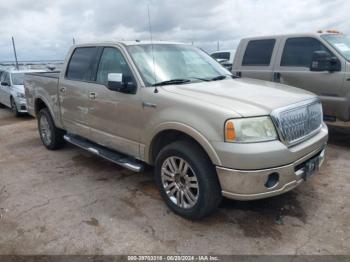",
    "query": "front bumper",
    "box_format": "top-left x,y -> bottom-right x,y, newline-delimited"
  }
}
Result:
15,97 -> 28,113
216,145 -> 326,200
